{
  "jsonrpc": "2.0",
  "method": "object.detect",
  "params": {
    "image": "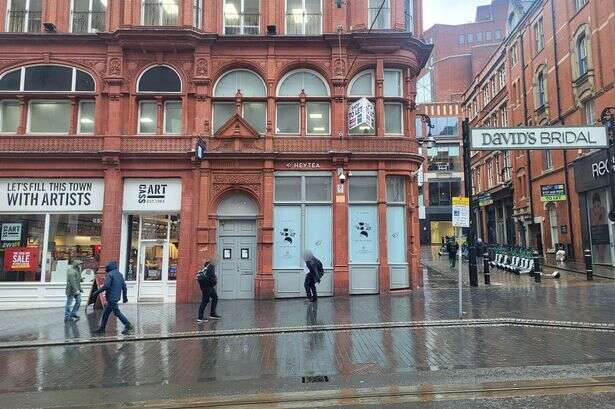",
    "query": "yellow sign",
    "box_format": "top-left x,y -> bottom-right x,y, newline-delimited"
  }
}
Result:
452,196 -> 469,206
